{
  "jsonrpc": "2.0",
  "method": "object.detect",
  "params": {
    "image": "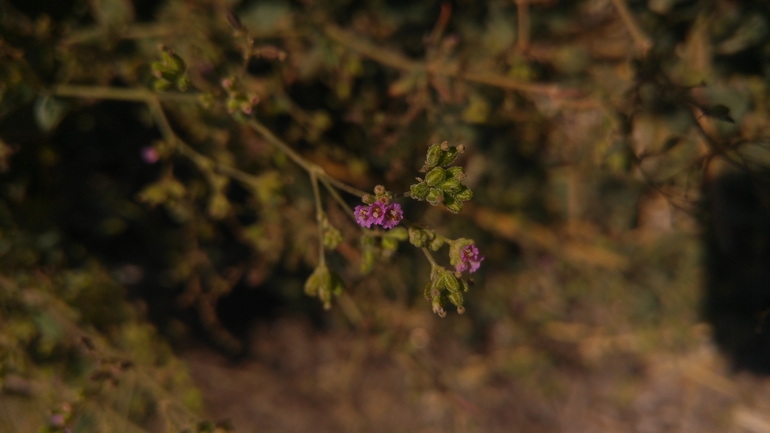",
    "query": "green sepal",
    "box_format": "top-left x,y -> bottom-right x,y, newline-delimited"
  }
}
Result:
426,188 -> 444,206
437,146 -> 458,166
425,167 -> 446,187
410,182 -> 430,200
453,186 -> 474,202
381,235 -> 399,252
443,194 -> 463,214
439,178 -> 462,194
425,144 -> 442,168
